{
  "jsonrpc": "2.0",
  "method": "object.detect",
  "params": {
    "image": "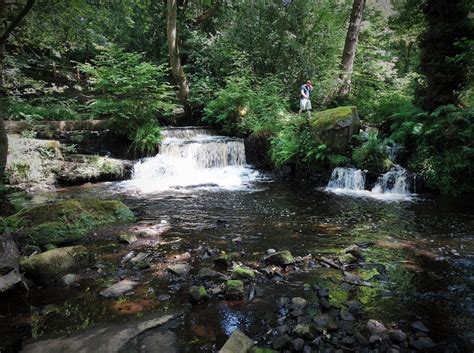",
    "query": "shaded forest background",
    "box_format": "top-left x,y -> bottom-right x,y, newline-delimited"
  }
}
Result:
0,0 -> 473,195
